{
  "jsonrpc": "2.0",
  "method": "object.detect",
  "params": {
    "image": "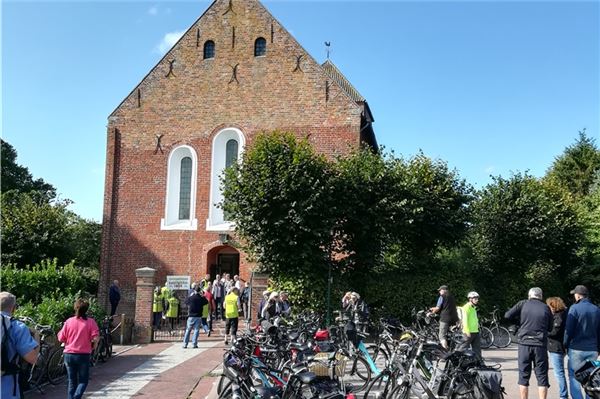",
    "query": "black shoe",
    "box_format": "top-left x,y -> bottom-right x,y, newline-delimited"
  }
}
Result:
208,331 -> 211,337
